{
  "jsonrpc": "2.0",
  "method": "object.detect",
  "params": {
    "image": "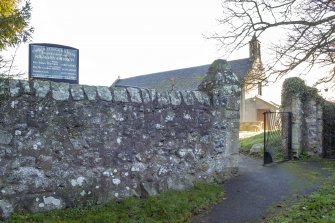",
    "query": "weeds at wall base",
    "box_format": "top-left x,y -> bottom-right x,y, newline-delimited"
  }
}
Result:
4,182 -> 224,223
